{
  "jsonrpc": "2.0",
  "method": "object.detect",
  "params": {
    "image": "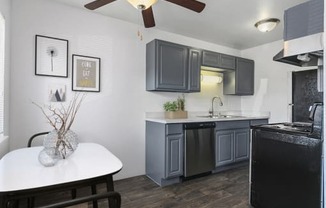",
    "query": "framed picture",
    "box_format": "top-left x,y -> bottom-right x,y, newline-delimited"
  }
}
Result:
48,84 -> 66,102
72,54 -> 100,92
35,35 -> 68,77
